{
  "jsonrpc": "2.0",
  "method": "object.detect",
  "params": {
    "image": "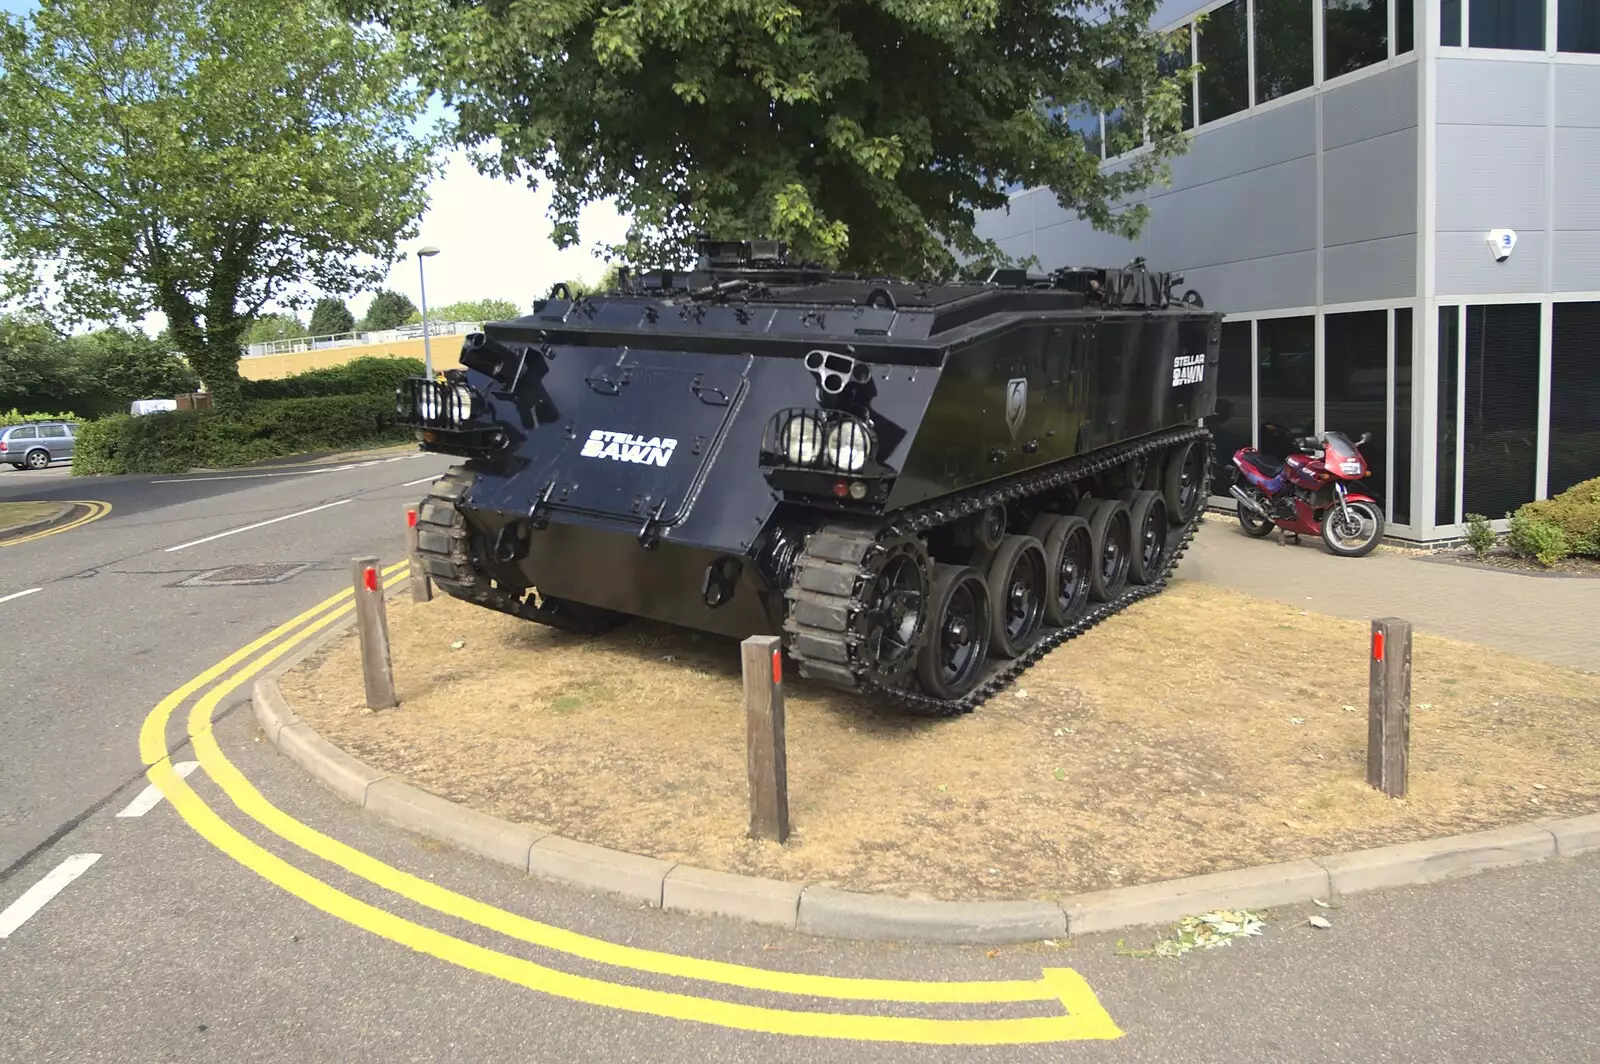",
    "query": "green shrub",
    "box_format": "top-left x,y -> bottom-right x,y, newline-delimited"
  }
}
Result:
240,355 -> 426,401
1462,513 -> 1496,558
1506,477 -> 1600,565
1,408 -> 78,426
71,394 -> 411,475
